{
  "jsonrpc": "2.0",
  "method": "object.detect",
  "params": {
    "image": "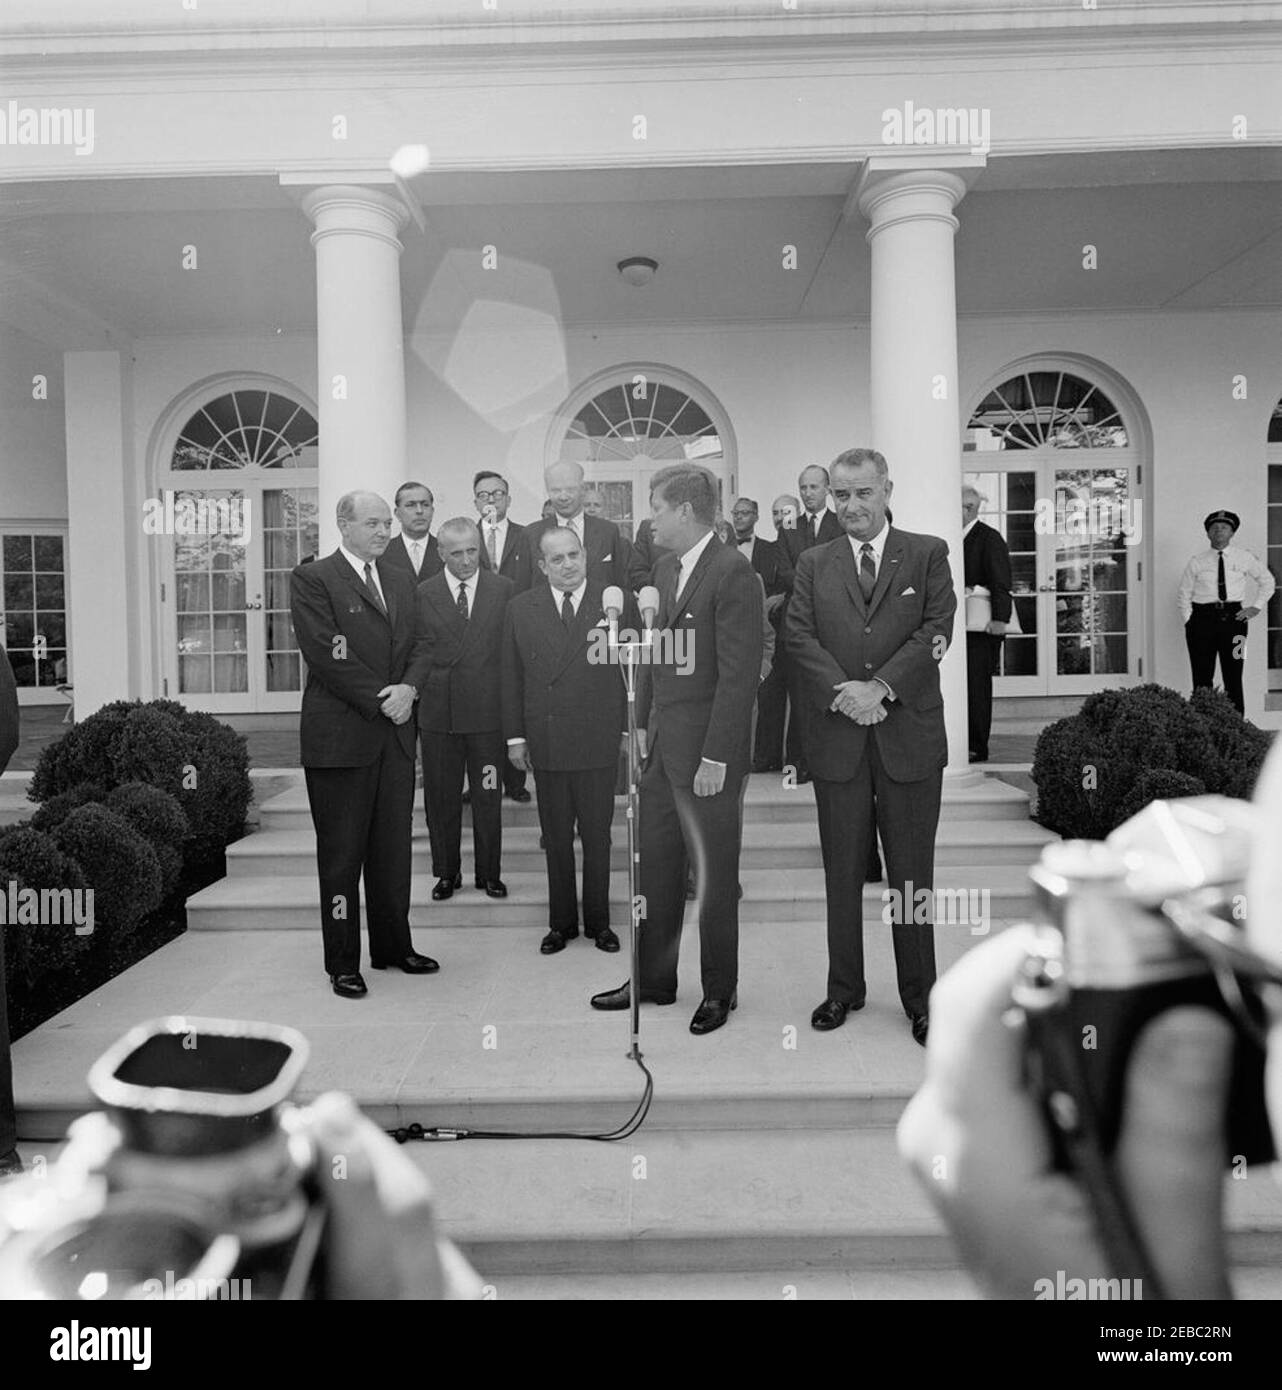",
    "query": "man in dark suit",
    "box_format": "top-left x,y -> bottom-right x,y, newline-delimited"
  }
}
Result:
728,497 -> 791,771
0,644 -> 20,1174
381,481 -> 443,587
405,518 -> 512,901
503,526 -> 637,955
591,465 -> 763,1036
515,461 -> 642,595
474,470 -> 532,803
962,484 -> 1013,764
289,490 -> 439,998
786,448 -> 956,1047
